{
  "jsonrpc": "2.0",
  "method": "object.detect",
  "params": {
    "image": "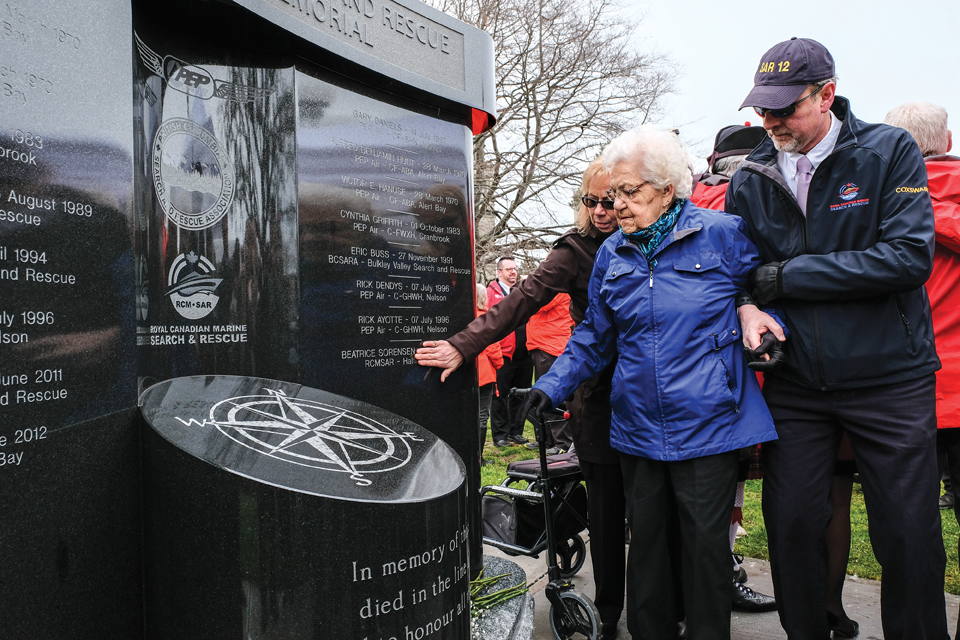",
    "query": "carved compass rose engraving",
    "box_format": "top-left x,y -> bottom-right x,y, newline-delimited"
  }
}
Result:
178,388 -> 423,486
